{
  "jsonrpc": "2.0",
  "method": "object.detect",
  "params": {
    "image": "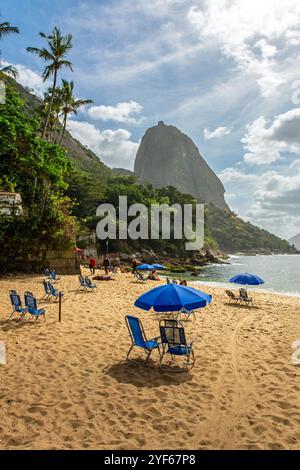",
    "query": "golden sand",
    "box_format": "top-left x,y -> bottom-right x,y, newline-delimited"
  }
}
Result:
0,270 -> 300,450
